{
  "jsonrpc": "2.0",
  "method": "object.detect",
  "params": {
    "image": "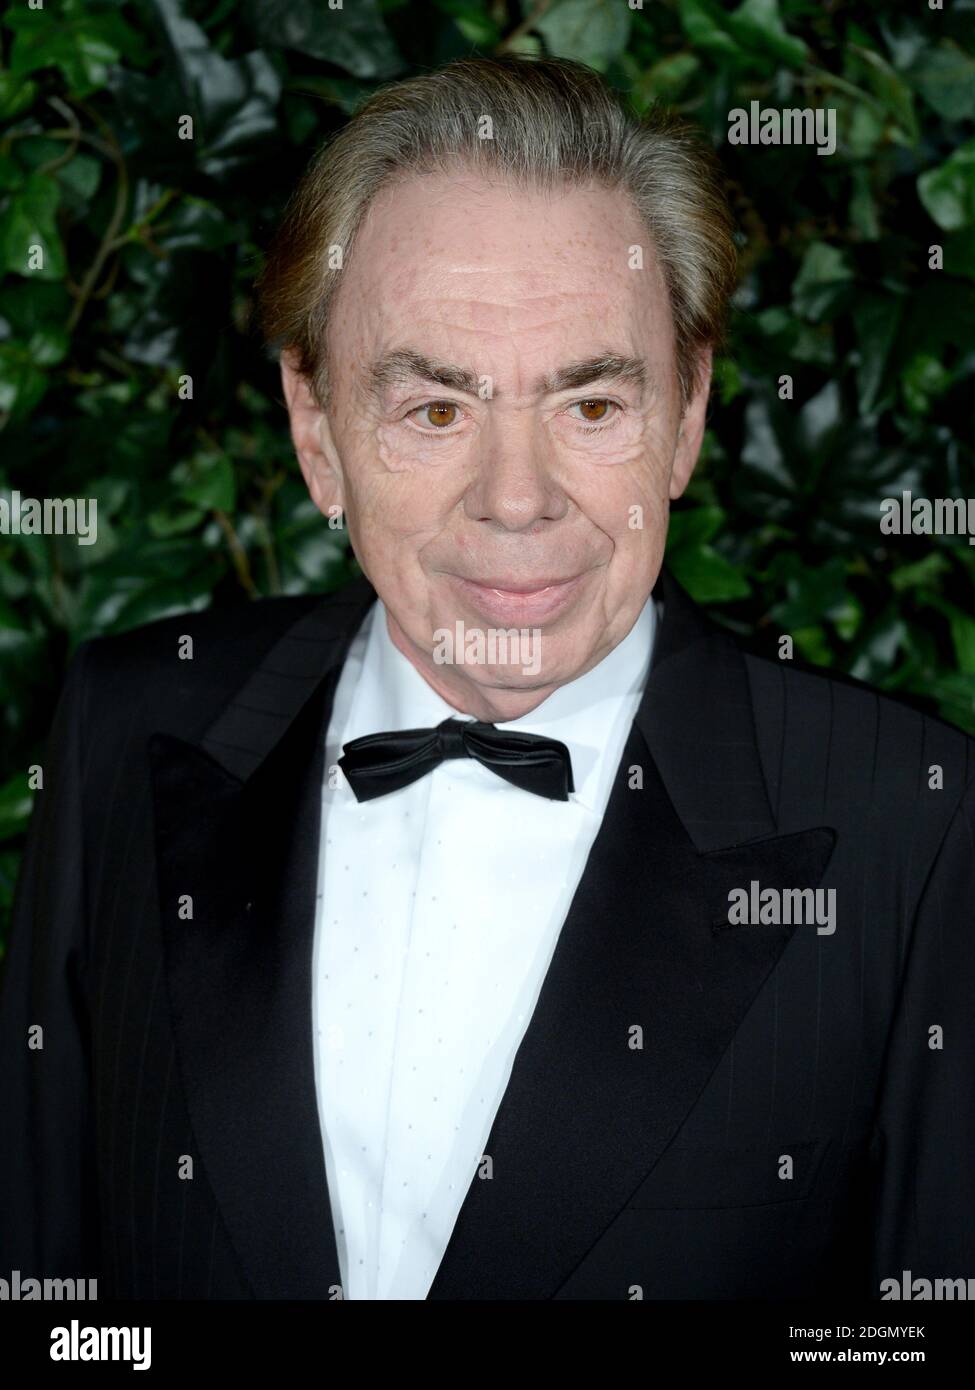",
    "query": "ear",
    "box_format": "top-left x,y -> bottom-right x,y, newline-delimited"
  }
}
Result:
280,349 -> 345,521
669,345 -> 713,502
